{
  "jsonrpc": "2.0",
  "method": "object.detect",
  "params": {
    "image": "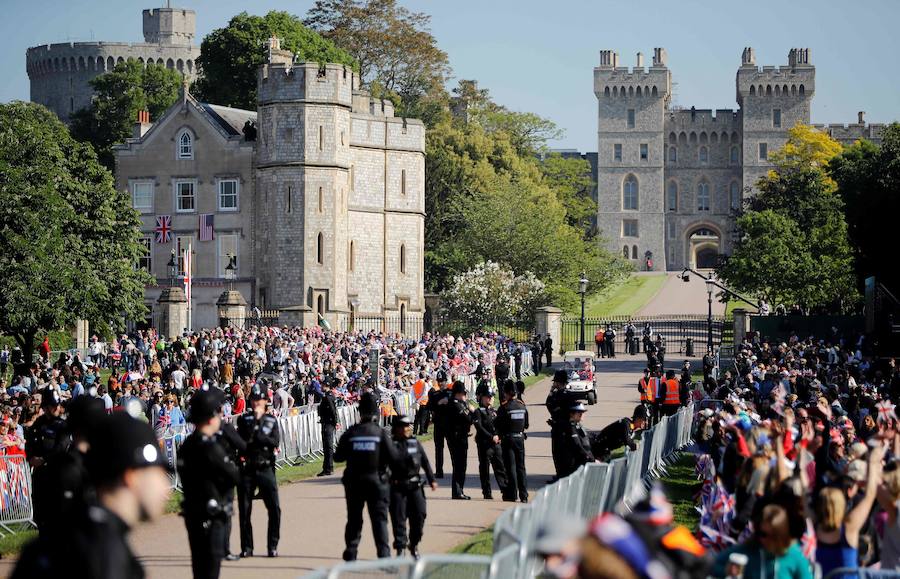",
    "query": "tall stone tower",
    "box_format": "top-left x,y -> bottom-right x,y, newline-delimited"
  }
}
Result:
737,47 -> 814,191
142,6 -> 197,45
254,42 -> 355,326
594,48 -> 672,270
